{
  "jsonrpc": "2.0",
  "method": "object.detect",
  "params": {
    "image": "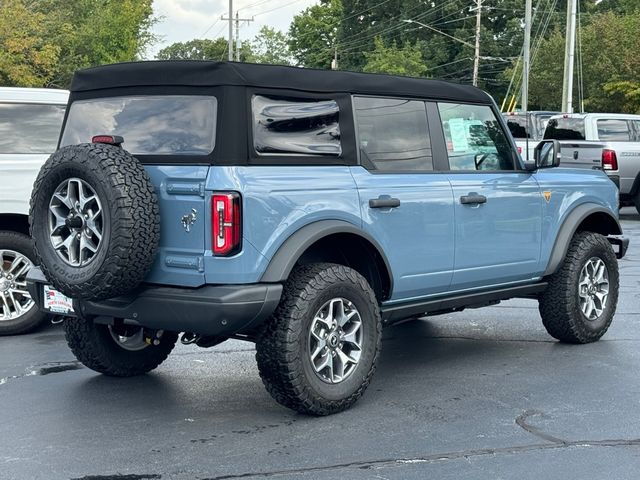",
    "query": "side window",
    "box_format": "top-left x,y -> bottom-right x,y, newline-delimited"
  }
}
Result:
354,96 -> 433,172
0,103 -> 65,154
597,119 -> 632,141
252,95 -> 340,156
632,120 -> 640,141
437,103 -> 514,171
